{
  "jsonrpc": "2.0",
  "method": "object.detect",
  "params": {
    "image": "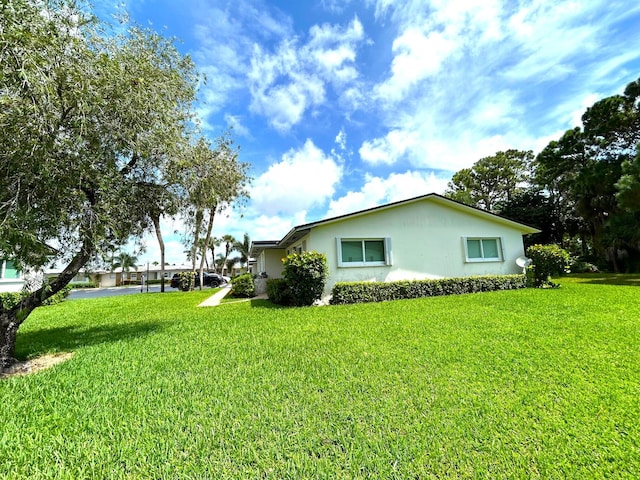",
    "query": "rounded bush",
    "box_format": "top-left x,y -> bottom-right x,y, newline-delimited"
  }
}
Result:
282,251 -> 328,306
526,244 -> 571,287
230,273 -> 255,298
